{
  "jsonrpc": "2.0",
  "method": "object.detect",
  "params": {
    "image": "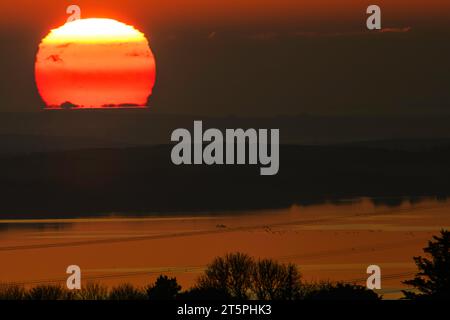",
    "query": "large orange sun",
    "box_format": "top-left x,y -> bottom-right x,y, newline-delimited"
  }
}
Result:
35,18 -> 156,109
